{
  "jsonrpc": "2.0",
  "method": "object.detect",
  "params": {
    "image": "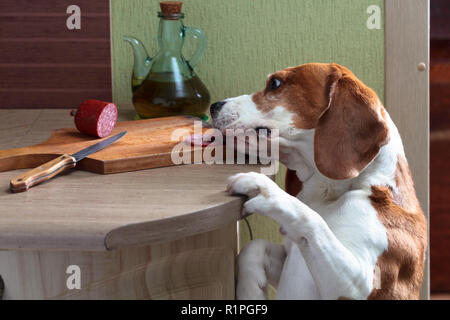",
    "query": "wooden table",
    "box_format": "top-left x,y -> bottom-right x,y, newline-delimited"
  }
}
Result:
0,107 -> 255,299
